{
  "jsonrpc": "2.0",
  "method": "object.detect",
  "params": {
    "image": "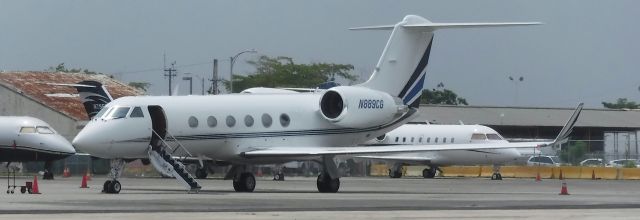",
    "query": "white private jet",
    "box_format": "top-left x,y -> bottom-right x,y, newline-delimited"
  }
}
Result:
72,15 -> 545,194
360,102 -> 581,180
1,116 -> 76,192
